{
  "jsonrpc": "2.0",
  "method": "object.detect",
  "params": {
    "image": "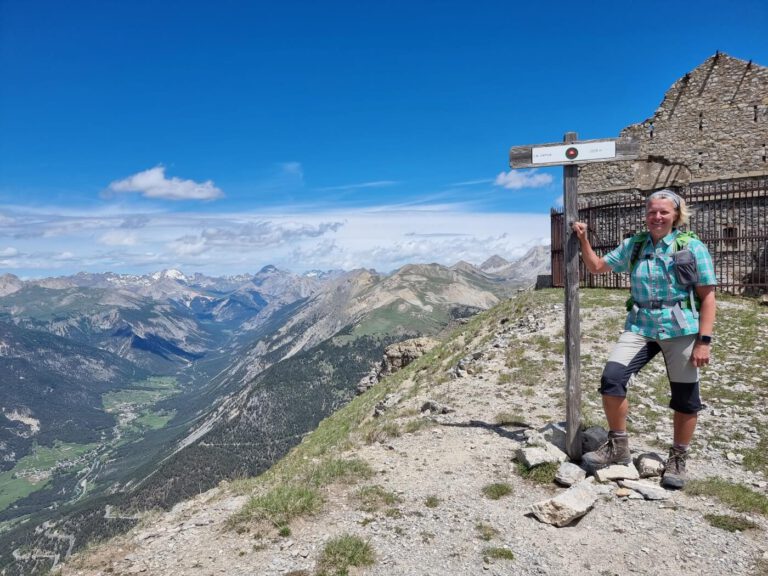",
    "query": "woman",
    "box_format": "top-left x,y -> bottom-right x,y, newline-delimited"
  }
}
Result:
572,189 -> 716,489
